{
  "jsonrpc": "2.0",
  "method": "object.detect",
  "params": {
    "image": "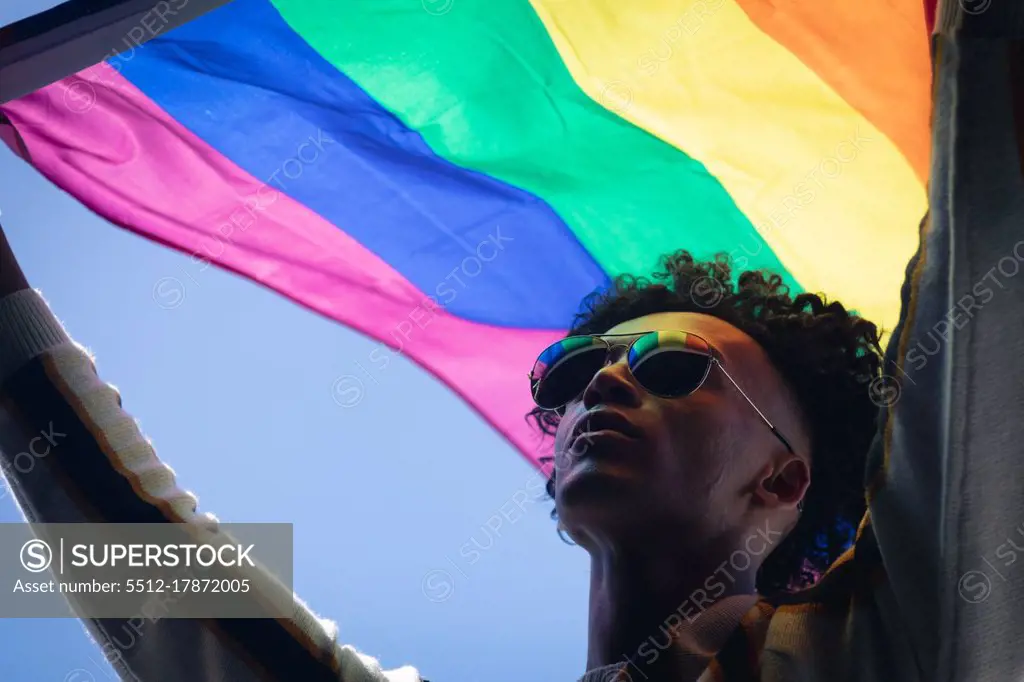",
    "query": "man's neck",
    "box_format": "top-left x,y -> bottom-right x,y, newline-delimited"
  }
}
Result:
586,546 -> 759,680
